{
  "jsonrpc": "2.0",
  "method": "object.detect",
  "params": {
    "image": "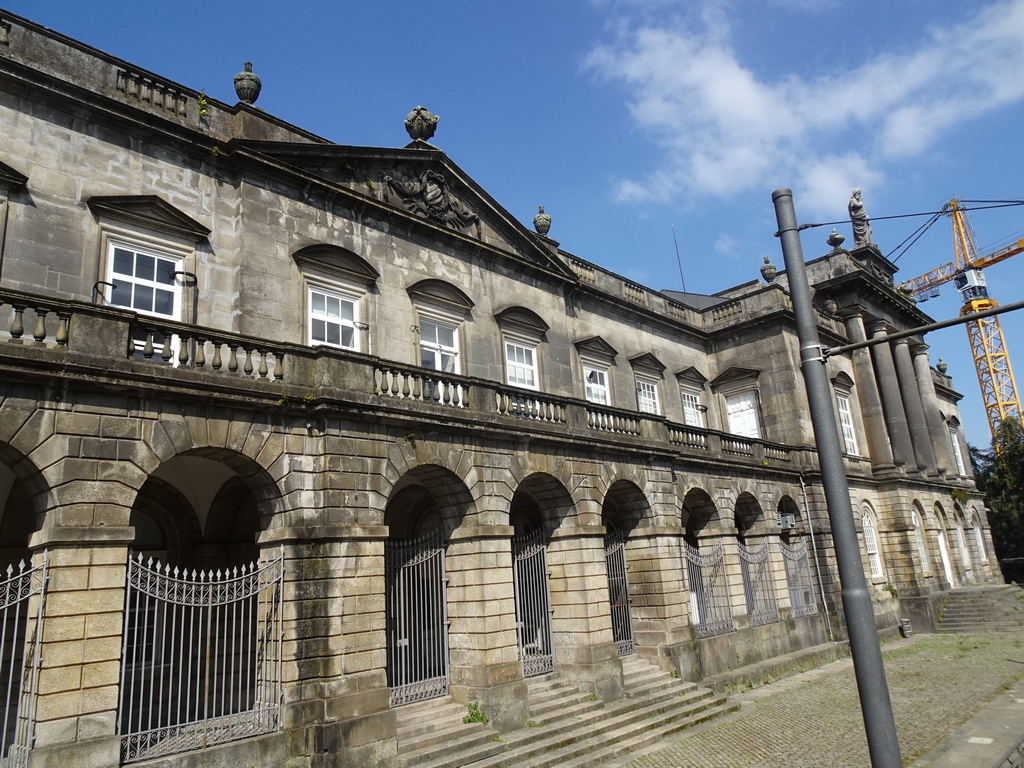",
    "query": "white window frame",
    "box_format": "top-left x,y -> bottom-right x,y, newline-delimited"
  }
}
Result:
680,386 -> 706,428
106,240 -> 184,320
583,363 -> 610,405
835,393 -> 859,456
725,391 -> 761,439
862,507 -> 884,579
949,427 -> 966,475
505,337 -> 539,390
419,316 -> 460,374
307,282 -> 361,351
955,525 -> 971,569
911,509 -> 930,574
635,376 -> 661,415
